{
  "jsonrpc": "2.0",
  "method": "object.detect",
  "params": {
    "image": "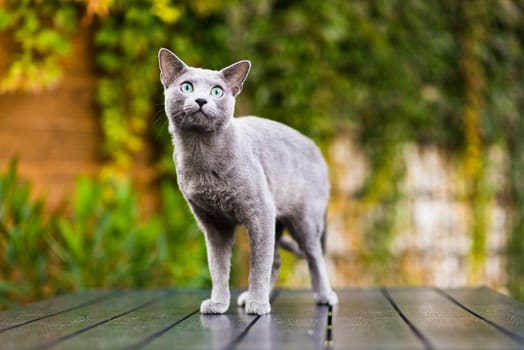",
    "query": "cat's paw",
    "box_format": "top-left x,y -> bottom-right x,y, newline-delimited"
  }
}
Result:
200,299 -> 229,314
245,300 -> 271,315
315,290 -> 339,306
237,292 -> 271,315
236,291 -> 250,307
